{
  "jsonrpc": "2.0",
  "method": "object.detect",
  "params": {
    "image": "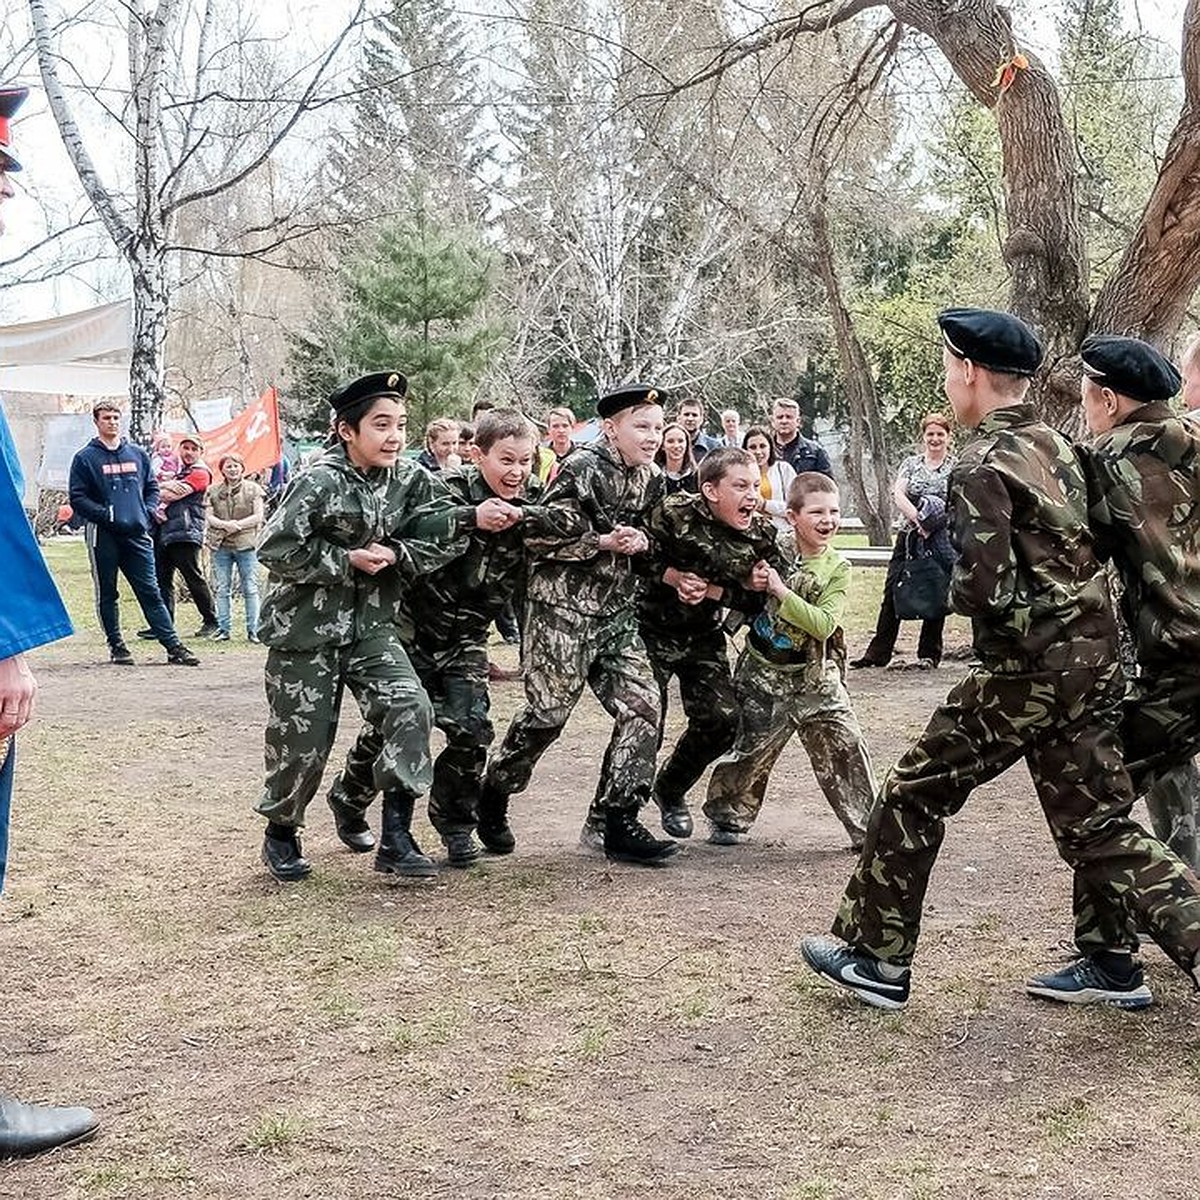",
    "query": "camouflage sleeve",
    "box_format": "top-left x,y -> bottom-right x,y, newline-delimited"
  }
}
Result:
257,467 -> 352,585
387,468 -> 471,578
1081,442 -> 1119,565
776,558 -> 849,640
949,461 -> 1016,618
523,458 -> 604,562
